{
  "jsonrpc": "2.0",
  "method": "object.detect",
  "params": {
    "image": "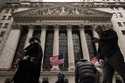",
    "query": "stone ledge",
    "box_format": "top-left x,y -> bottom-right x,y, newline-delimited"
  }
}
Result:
0,70 -> 74,77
